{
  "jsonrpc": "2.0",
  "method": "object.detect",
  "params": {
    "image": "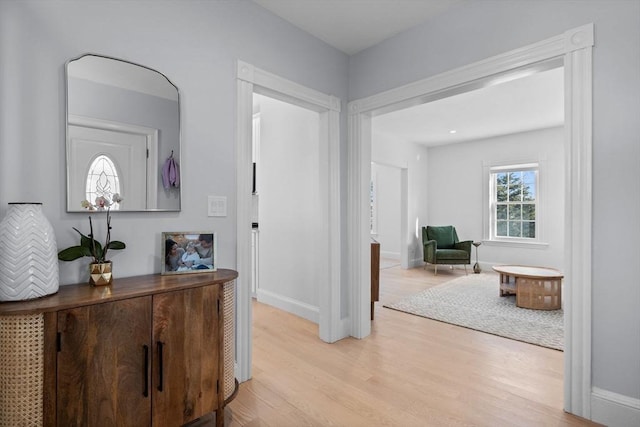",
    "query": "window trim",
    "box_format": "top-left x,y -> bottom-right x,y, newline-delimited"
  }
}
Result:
483,159 -> 548,247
